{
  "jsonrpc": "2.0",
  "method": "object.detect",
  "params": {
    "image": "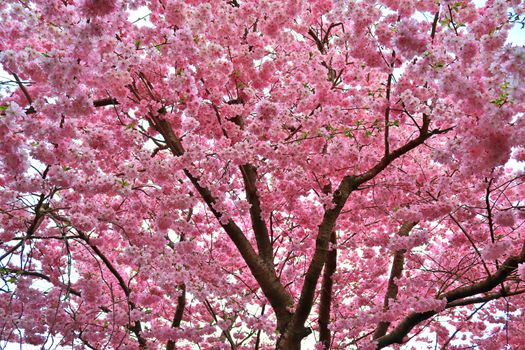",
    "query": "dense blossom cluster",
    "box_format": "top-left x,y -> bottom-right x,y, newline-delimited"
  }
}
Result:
0,0 -> 524,349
